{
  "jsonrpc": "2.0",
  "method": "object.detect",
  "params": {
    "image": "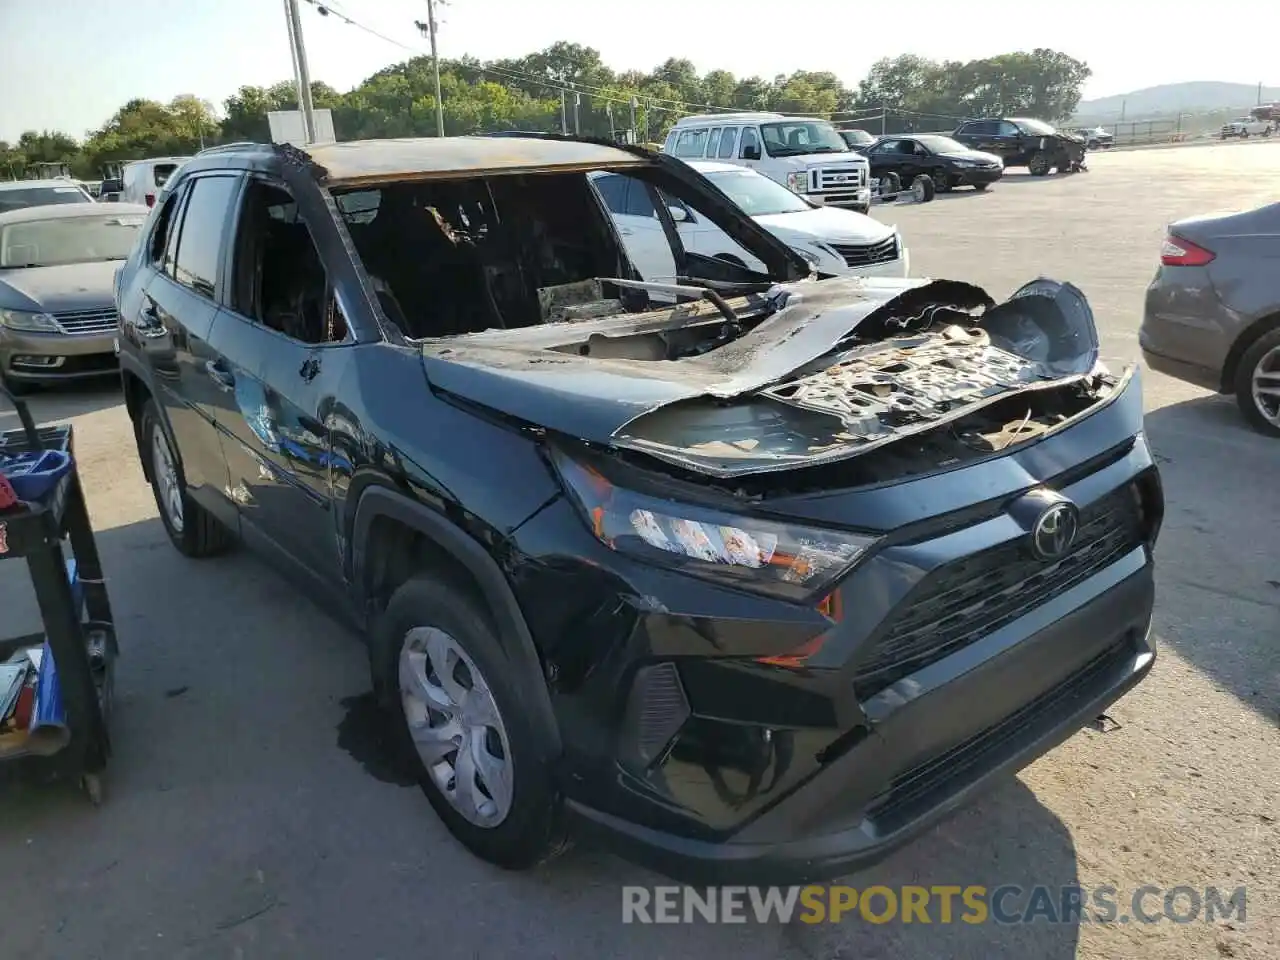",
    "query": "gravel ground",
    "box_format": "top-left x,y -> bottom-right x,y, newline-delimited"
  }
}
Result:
1,142 -> 1277,960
